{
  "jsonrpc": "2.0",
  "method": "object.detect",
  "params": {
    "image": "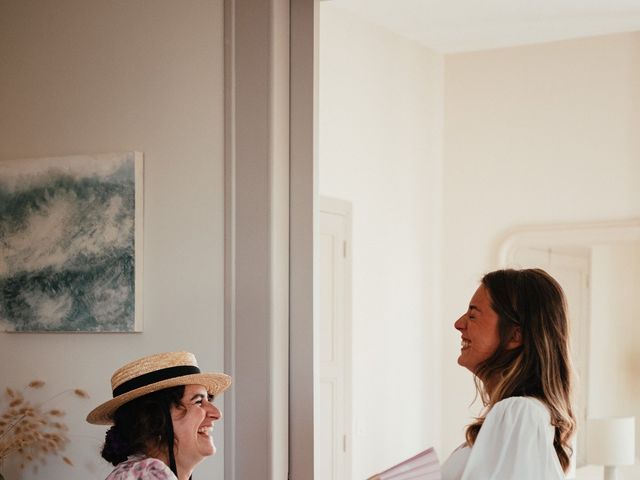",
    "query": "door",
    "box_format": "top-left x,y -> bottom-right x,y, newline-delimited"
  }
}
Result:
318,197 -> 352,479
